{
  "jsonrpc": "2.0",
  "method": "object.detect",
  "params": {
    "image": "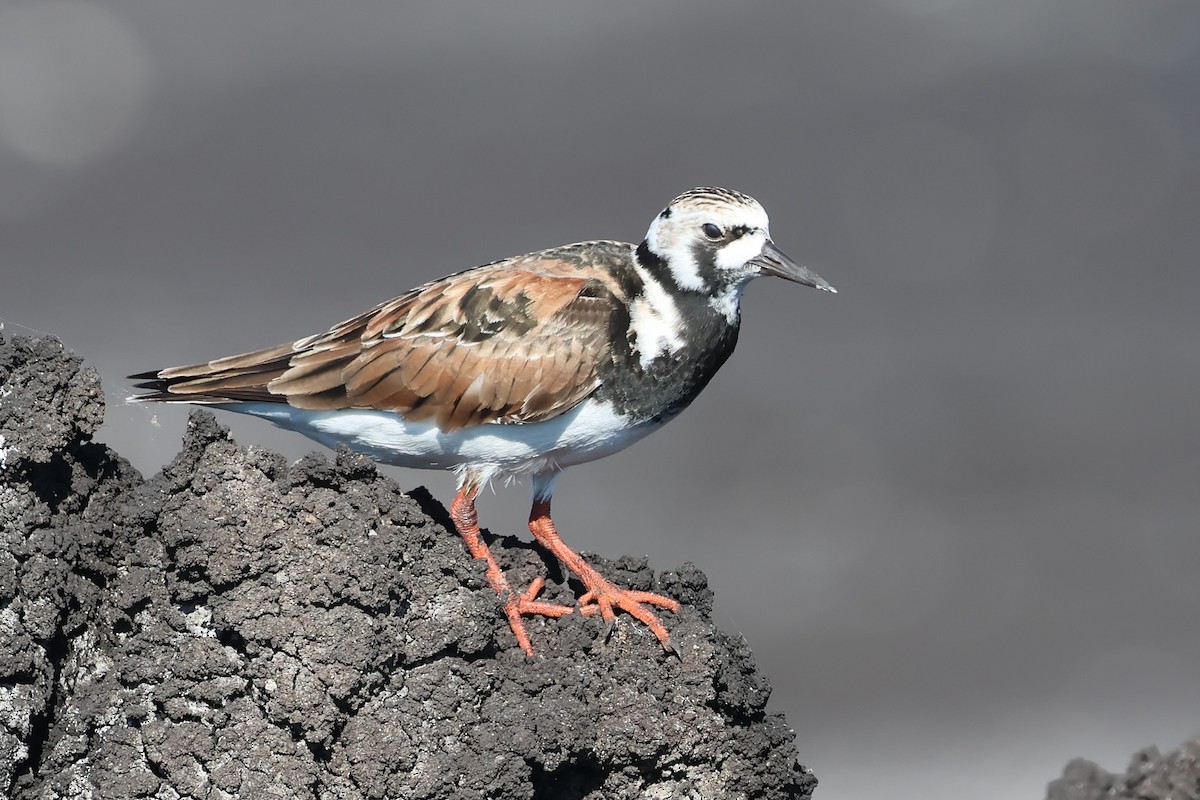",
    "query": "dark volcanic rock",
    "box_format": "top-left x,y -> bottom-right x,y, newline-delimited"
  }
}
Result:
1046,737 -> 1200,800
1,336 -> 142,796
1,333 -> 816,799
